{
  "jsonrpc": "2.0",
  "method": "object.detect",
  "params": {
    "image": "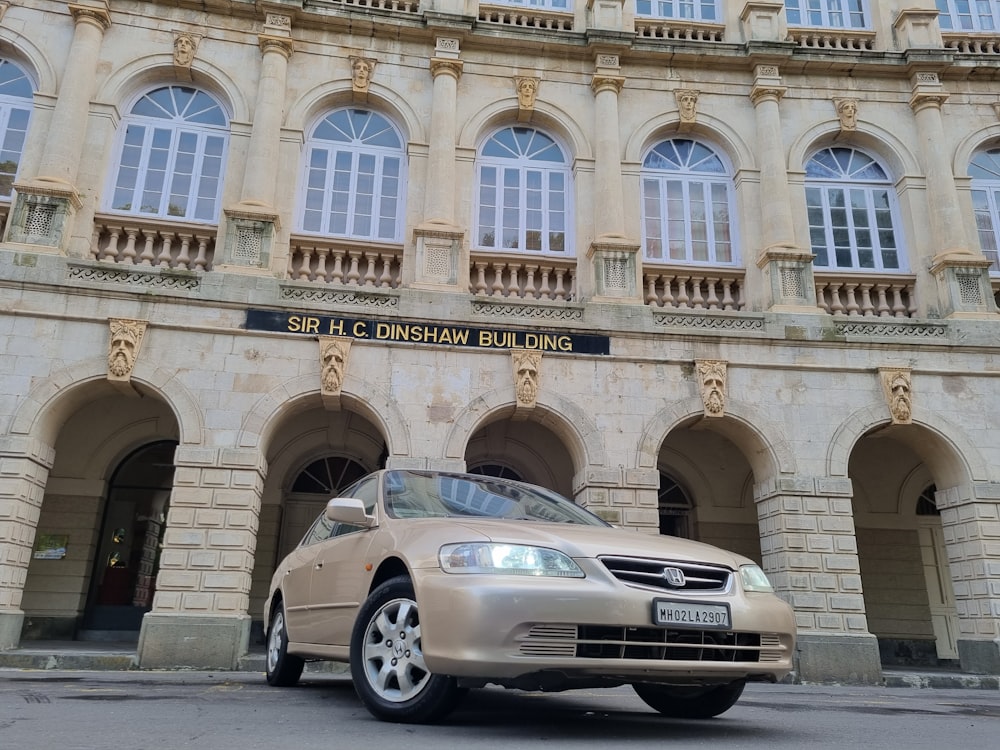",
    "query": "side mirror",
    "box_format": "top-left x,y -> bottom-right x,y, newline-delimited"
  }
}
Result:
325,497 -> 376,528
